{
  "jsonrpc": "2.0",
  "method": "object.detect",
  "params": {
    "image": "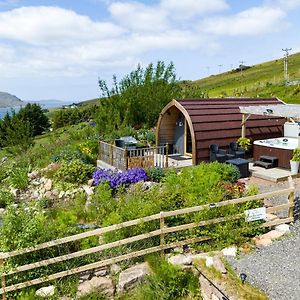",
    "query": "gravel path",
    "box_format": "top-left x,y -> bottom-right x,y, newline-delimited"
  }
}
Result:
228,177 -> 300,300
